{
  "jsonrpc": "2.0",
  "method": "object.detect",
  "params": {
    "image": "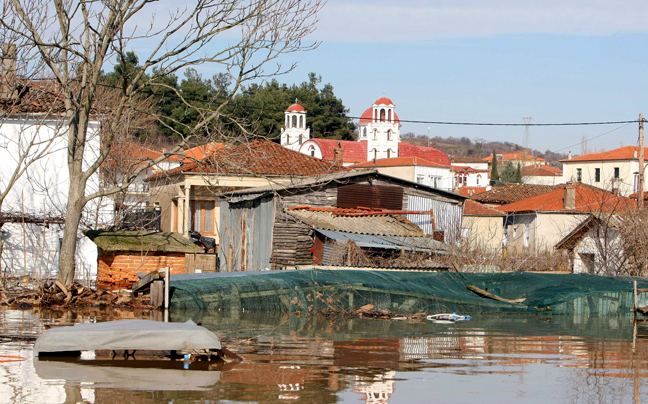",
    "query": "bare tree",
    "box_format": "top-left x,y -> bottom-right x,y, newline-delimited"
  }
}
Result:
1,0 -> 323,285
